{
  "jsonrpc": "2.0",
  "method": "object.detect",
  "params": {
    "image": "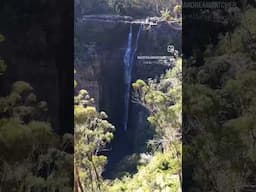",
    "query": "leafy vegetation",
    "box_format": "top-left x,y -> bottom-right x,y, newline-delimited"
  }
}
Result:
75,56 -> 182,191
76,0 -> 181,19
74,79 -> 115,192
183,6 -> 256,191
0,37 -> 73,192
106,152 -> 180,192
105,58 -> 182,192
